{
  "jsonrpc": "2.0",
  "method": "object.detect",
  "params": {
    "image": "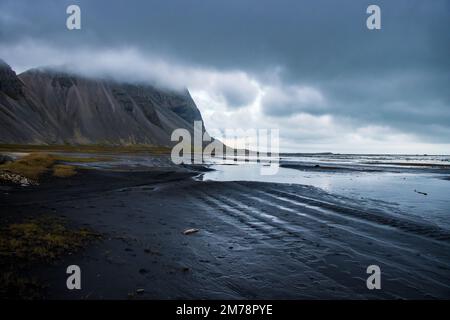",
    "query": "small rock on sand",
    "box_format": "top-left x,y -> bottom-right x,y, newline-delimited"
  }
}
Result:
183,228 -> 199,235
